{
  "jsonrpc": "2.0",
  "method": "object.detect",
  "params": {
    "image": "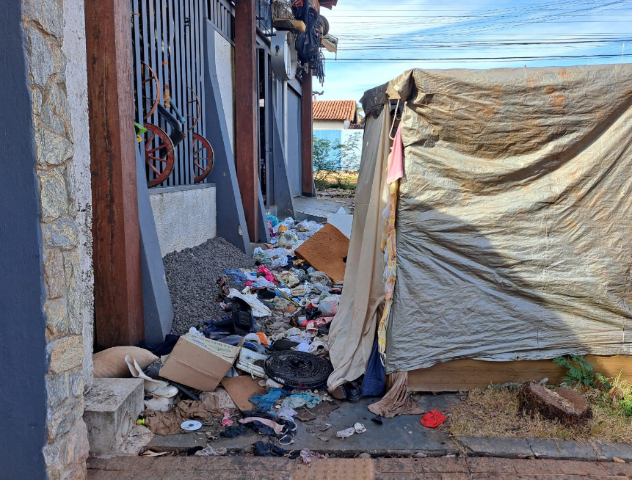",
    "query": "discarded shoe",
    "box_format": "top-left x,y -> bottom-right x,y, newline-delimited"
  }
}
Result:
125,355 -> 178,398
344,381 -> 361,403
